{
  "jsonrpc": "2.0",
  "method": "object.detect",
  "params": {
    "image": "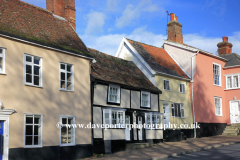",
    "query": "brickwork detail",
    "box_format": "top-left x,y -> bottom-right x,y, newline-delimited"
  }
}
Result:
167,13 -> 183,44
47,0 -> 76,30
217,36 -> 233,55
